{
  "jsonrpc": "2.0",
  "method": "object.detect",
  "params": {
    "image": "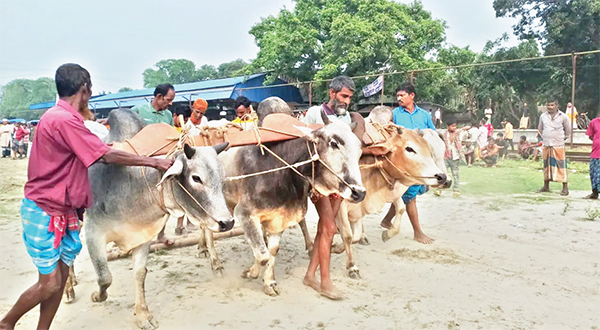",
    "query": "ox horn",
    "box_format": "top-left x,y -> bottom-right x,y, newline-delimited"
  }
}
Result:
320,109 -> 332,125
213,142 -> 229,155
184,143 -> 196,159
